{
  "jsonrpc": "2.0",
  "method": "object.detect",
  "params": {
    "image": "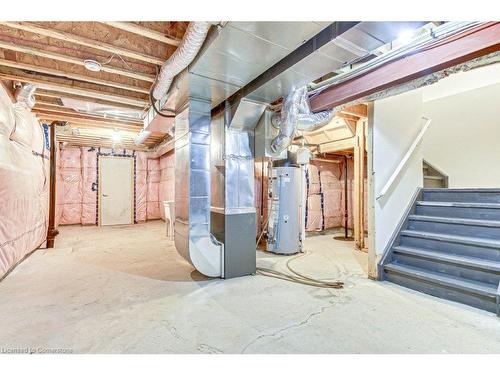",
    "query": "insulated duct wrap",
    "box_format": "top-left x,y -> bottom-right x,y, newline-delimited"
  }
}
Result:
271,87 -> 334,154
152,22 -> 211,100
